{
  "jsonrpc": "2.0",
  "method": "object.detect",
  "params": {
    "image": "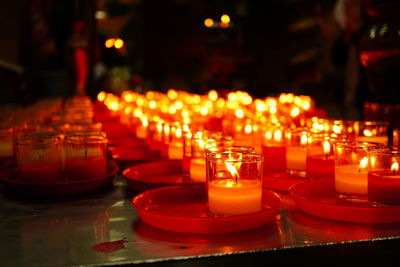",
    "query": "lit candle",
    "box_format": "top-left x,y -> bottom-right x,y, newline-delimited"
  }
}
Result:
65,134 -> 107,179
208,179 -> 262,215
207,153 -> 263,215
16,136 -> 63,183
354,121 -> 388,145
0,127 -> 14,158
262,126 -> 286,173
335,156 -> 369,196
306,139 -> 334,179
168,143 -> 183,159
368,147 -> 400,205
189,157 -> 206,182
286,130 -> 308,176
